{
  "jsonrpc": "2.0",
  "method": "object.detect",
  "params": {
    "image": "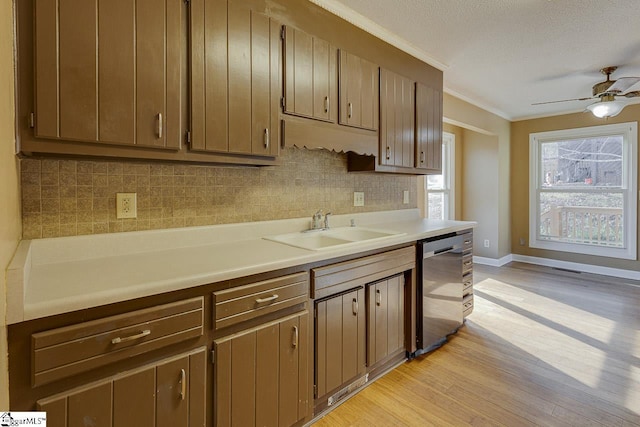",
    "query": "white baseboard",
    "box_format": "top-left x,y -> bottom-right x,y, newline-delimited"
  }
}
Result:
473,254 -> 513,267
509,254 -> 640,281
